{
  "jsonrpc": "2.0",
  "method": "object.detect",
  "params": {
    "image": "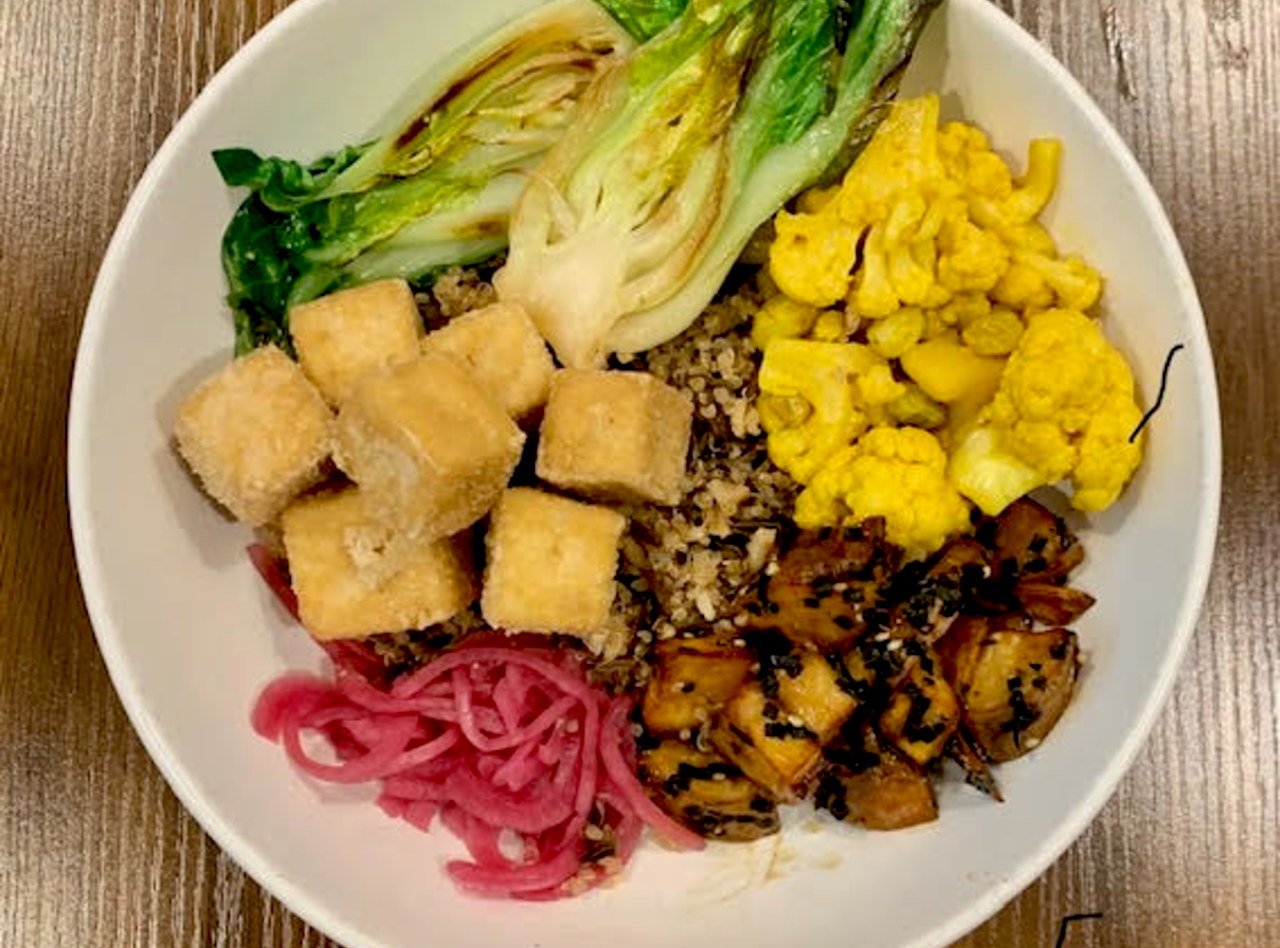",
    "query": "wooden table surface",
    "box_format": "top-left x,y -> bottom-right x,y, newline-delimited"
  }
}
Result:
2,0 -> 1276,945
